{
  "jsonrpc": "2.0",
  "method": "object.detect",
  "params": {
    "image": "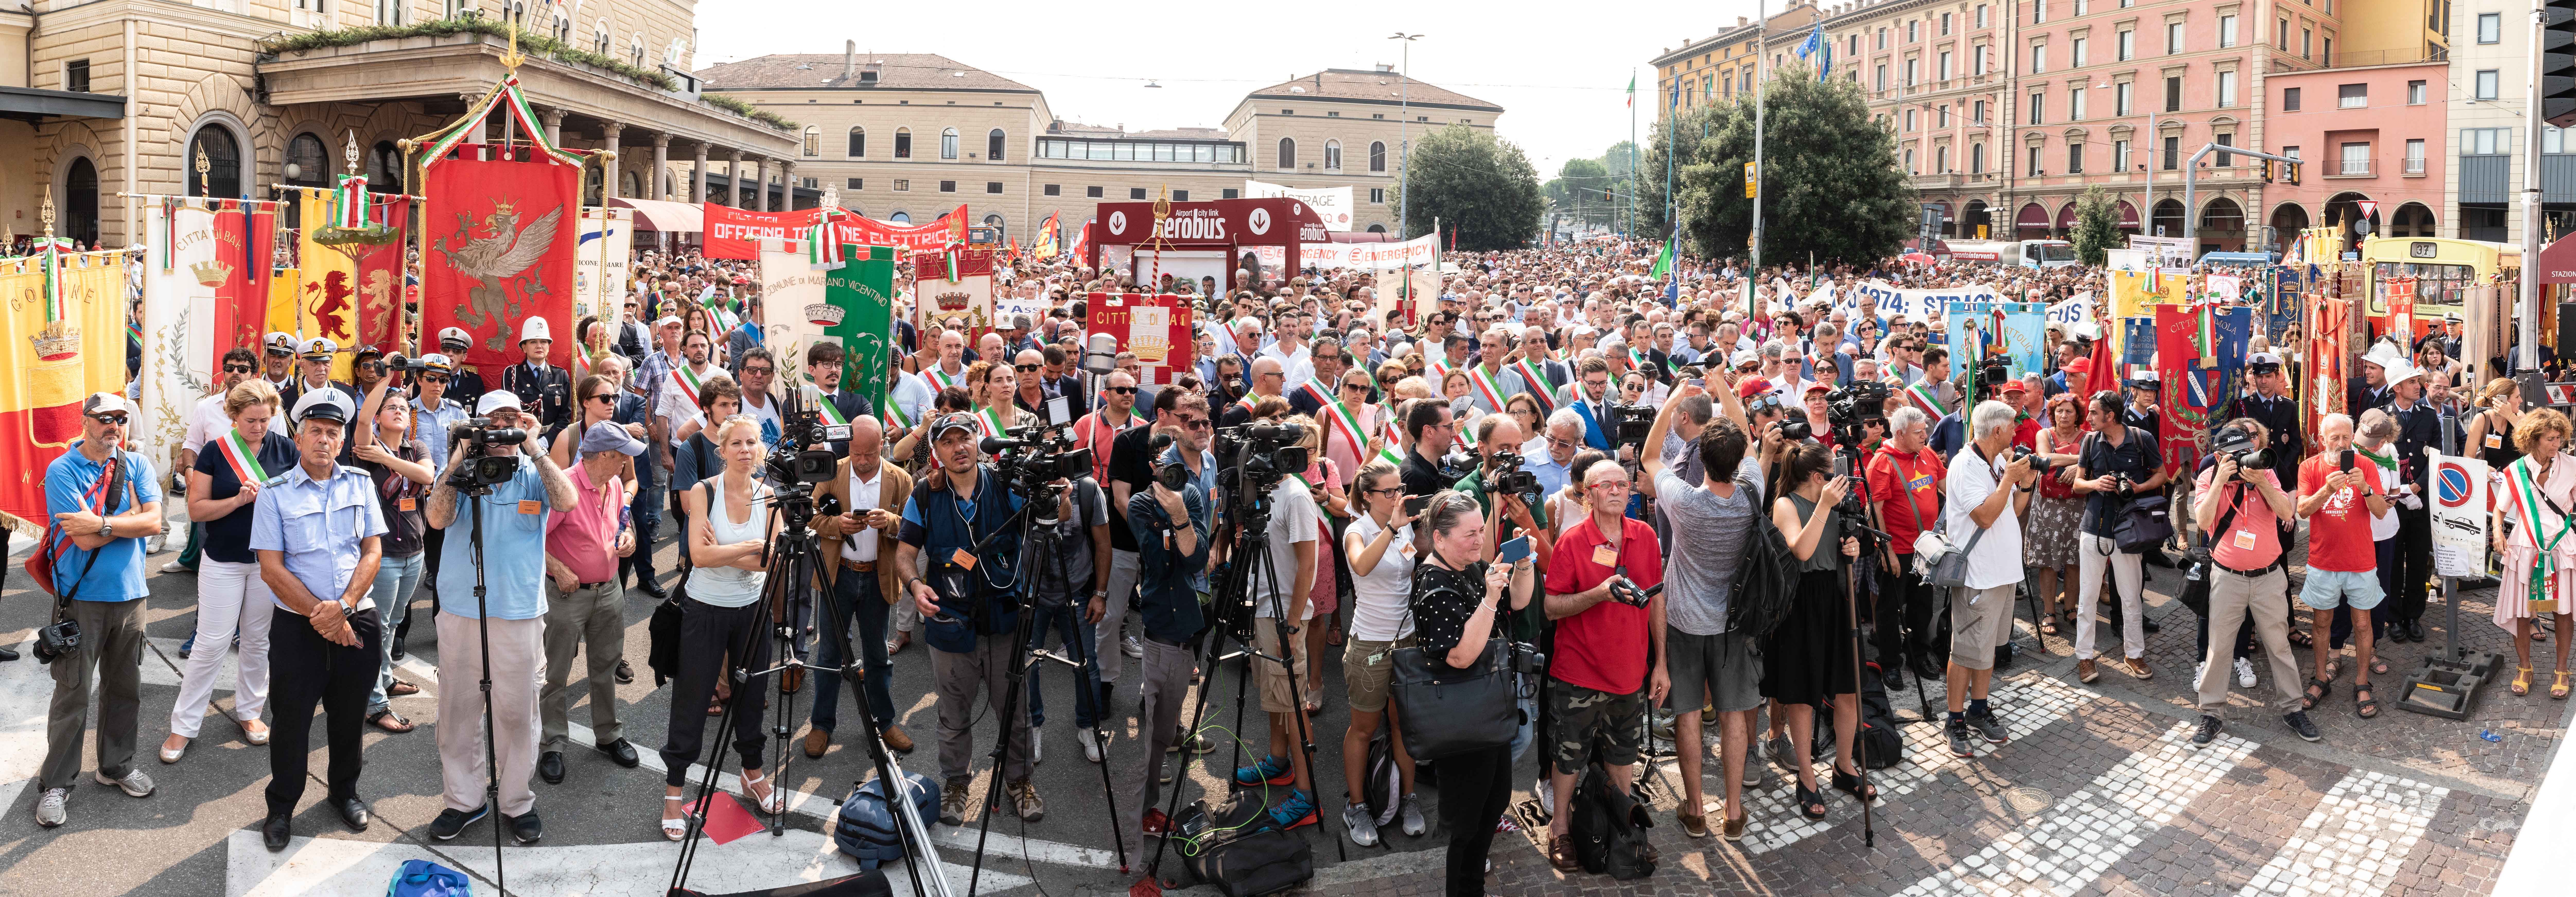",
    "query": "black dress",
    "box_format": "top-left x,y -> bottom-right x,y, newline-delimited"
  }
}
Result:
2481,413 -> 2523,472
1761,492 -> 1860,705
